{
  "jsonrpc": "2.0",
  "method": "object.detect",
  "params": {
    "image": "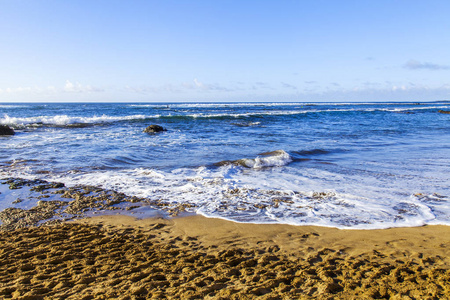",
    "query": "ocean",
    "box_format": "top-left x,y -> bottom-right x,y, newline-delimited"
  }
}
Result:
1,102 -> 449,229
